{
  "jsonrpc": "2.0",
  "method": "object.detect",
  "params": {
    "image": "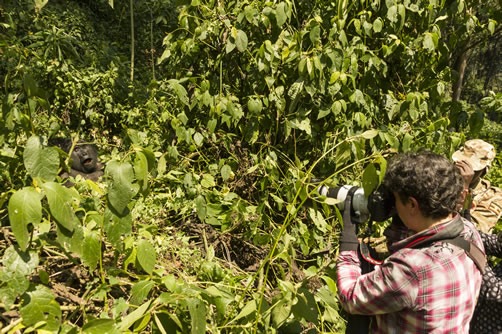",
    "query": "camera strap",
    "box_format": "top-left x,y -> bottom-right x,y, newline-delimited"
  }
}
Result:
358,234 -> 486,272
416,236 -> 486,273
343,187 -> 374,333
